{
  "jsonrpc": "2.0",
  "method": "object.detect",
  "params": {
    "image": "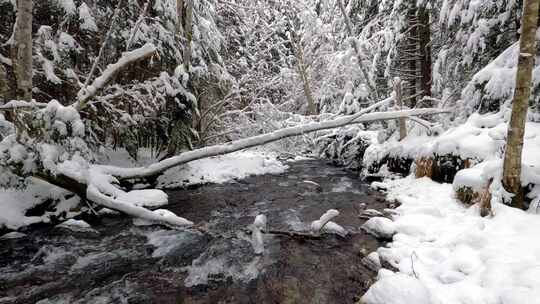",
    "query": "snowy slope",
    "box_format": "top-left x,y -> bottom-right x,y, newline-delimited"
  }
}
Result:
362,177 -> 540,304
